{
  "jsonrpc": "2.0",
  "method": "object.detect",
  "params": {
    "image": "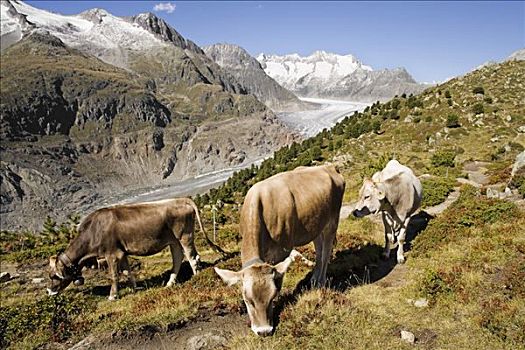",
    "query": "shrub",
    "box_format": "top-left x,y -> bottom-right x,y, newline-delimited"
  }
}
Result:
447,99 -> 453,106
472,103 -> 484,115
425,115 -> 433,122
0,294 -> 94,348
413,116 -> 421,123
421,177 -> 456,207
361,154 -> 393,178
412,185 -> 520,257
444,90 -> 451,99
484,96 -> 493,104
446,114 -> 460,128
472,86 -> 485,95
431,150 -> 456,168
